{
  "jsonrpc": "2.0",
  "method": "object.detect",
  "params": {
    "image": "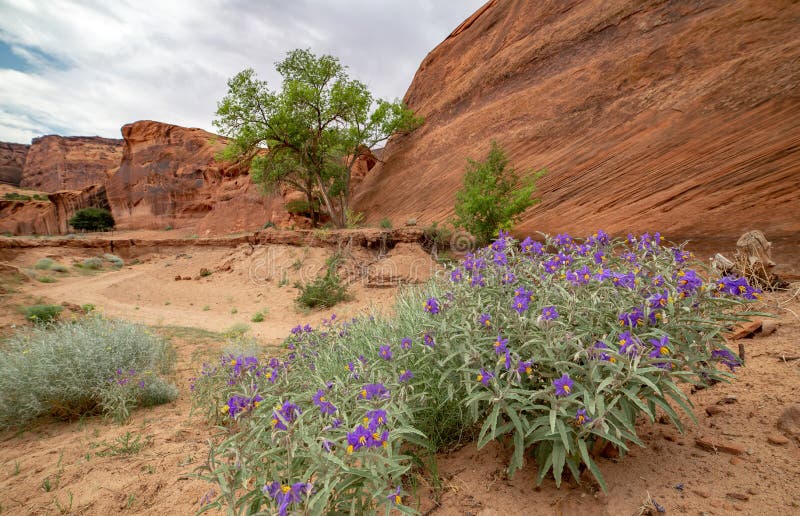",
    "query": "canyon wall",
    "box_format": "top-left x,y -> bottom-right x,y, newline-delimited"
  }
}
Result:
353,0 -> 800,240
0,142 -> 28,186
19,136 -> 123,192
